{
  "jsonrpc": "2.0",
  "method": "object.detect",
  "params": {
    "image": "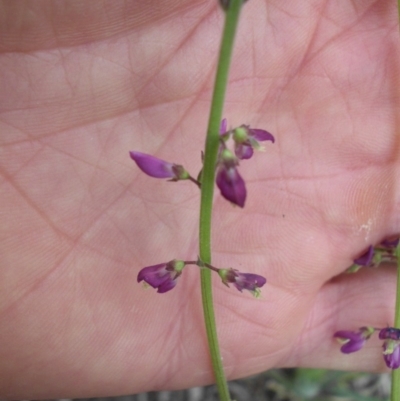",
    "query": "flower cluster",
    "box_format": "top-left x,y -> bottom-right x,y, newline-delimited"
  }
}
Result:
130,119 -> 271,296
217,119 -> 274,207
334,238 -> 400,369
347,237 -> 399,273
334,327 -> 400,369
137,260 -> 266,296
130,119 -> 274,208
